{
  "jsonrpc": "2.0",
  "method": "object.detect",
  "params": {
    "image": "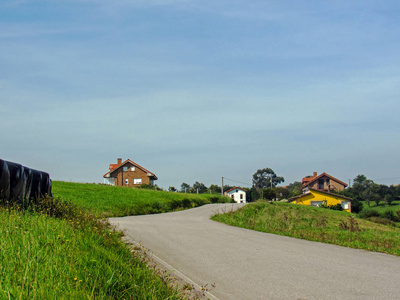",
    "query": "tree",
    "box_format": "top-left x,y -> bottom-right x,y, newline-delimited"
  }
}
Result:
353,174 -> 368,185
193,181 -> 207,194
180,182 -> 190,193
209,184 -> 221,194
168,186 -> 177,192
286,181 -> 302,197
351,174 -> 374,198
260,188 -> 276,201
252,168 -> 284,191
250,186 -> 259,202
275,187 -> 290,200
384,194 -> 394,206
362,189 -> 380,208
